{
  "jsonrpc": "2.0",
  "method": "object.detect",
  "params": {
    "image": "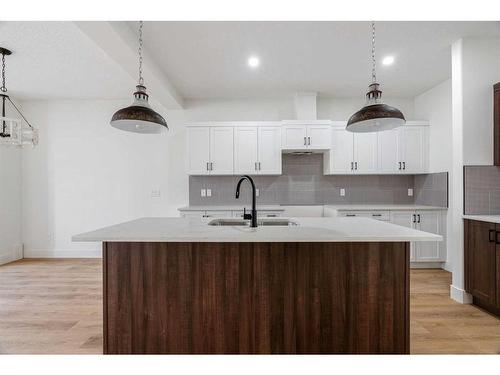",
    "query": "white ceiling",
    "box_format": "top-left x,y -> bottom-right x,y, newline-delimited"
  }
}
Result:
0,21 -> 133,100
141,21 -> 500,99
1,21 -> 500,102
